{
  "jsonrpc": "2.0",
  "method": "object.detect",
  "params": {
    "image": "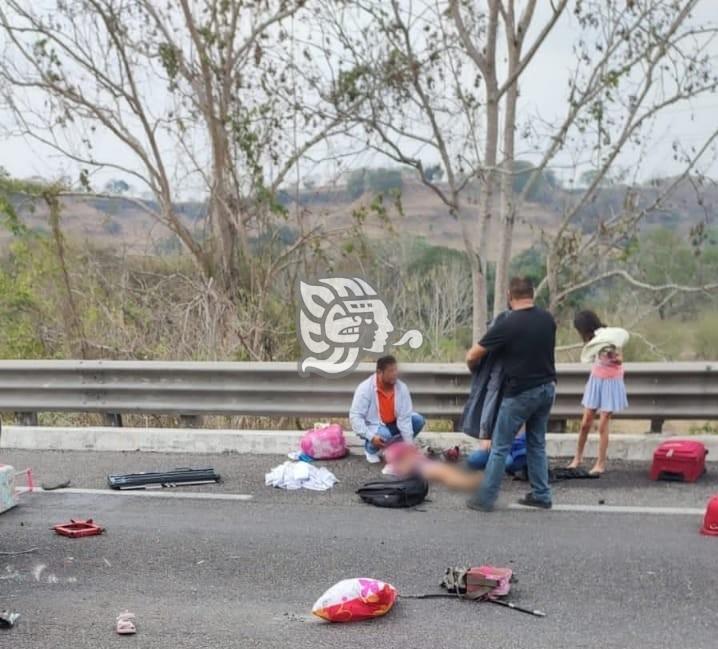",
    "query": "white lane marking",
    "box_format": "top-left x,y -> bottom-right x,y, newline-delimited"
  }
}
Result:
21,488 -> 704,514
23,487 -> 253,502
509,503 -> 705,515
